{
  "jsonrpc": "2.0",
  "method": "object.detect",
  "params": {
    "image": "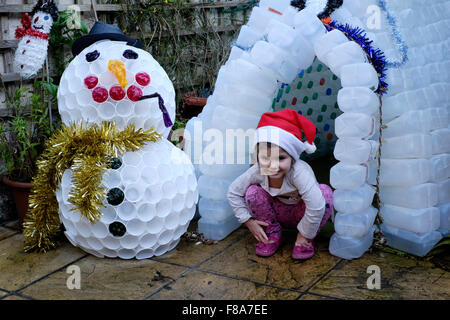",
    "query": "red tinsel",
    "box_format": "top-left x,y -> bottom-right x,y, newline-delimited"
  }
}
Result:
15,12 -> 49,40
